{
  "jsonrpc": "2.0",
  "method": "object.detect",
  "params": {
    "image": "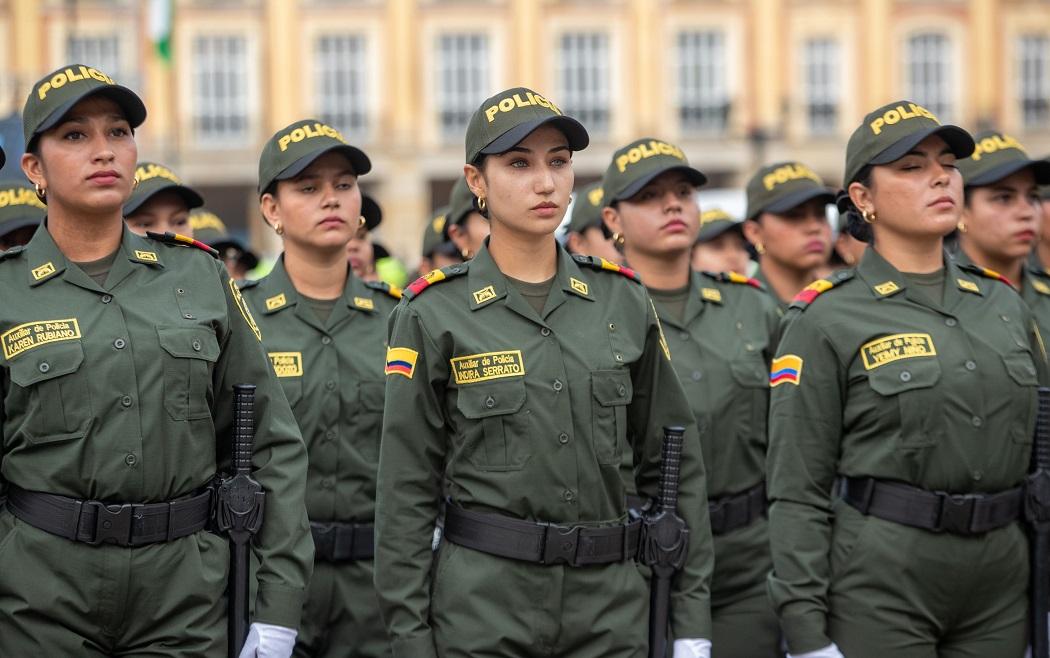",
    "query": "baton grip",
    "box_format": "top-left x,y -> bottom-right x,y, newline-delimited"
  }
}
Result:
657,426 -> 685,514
232,384 -> 257,475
